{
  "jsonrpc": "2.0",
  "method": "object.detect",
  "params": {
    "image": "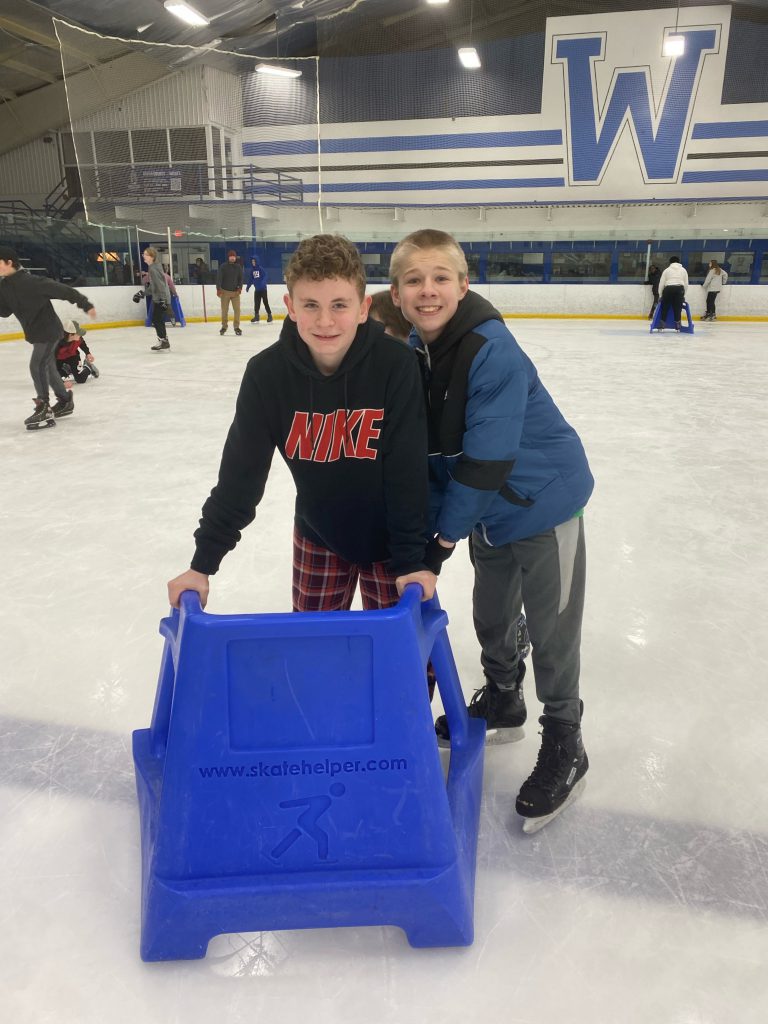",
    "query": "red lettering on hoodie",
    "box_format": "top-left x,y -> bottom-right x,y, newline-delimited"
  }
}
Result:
285,409 -> 384,462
